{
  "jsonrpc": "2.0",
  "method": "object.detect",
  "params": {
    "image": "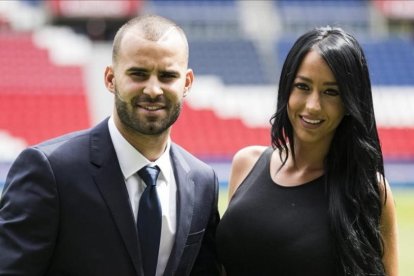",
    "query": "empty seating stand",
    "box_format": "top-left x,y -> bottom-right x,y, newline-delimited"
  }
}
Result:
275,0 -> 370,35
189,39 -> 270,85
171,104 -> 270,160
0,32 -> 90,146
